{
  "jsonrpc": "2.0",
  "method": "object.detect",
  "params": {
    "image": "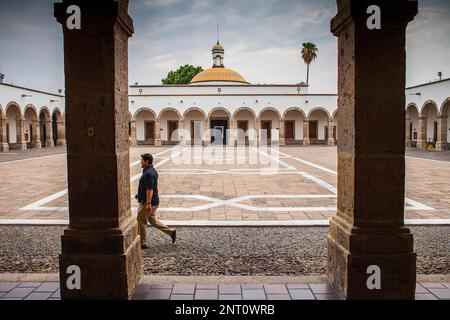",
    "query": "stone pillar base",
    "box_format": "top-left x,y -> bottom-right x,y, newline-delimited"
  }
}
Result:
327,217 -> 416,300
202,140 -> 209,147
279,138 -> 285,146
32,141 -> 42,149
328,138 -> 335,146
59,217 -> 142,299
56,139 -> 66,146
405,140 -> 412,148
155,139 -> 162,147
303,138 -> 310,145
0,143 -> 9,152
436,142 -> 449,151
417,141 -> 427,150
129,139 -> 137,146
15,142 -> 27,150
45,141 -> 55,148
